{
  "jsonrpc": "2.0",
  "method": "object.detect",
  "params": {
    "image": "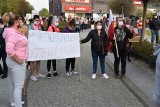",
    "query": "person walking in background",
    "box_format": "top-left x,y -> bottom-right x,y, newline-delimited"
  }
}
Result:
0,14 -> 8,79
75,18 -> 80,33
46,16 -> 60,79
149,15 -> 160,44
137,19 -> 143,39
112,17 -> 133,79
2,13 -> 28,107
63,20 -> 78,76
153,43 -> 160,106
81,21 -> 109,80
29,15 -> 46,81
